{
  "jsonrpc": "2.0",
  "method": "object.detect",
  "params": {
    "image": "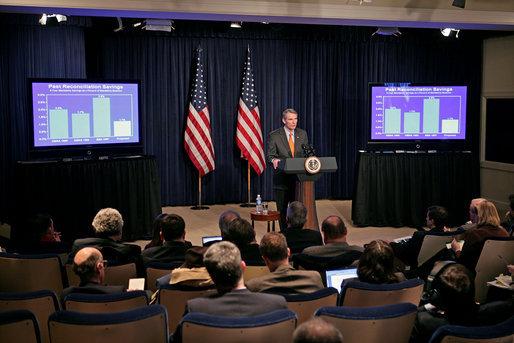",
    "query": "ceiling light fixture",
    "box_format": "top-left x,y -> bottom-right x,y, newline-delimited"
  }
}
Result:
39,13 -> 67,25
143,19 -> 174,32
230,22 -> 242,28
440,28 -> 460,38
372,27 -> 401,36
